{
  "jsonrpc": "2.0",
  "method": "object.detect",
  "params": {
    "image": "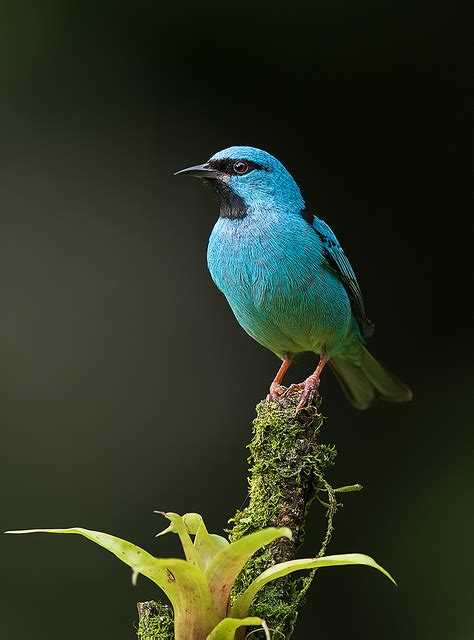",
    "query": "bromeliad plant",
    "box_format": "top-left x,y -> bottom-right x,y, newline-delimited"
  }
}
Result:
7,512 -> 395,640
